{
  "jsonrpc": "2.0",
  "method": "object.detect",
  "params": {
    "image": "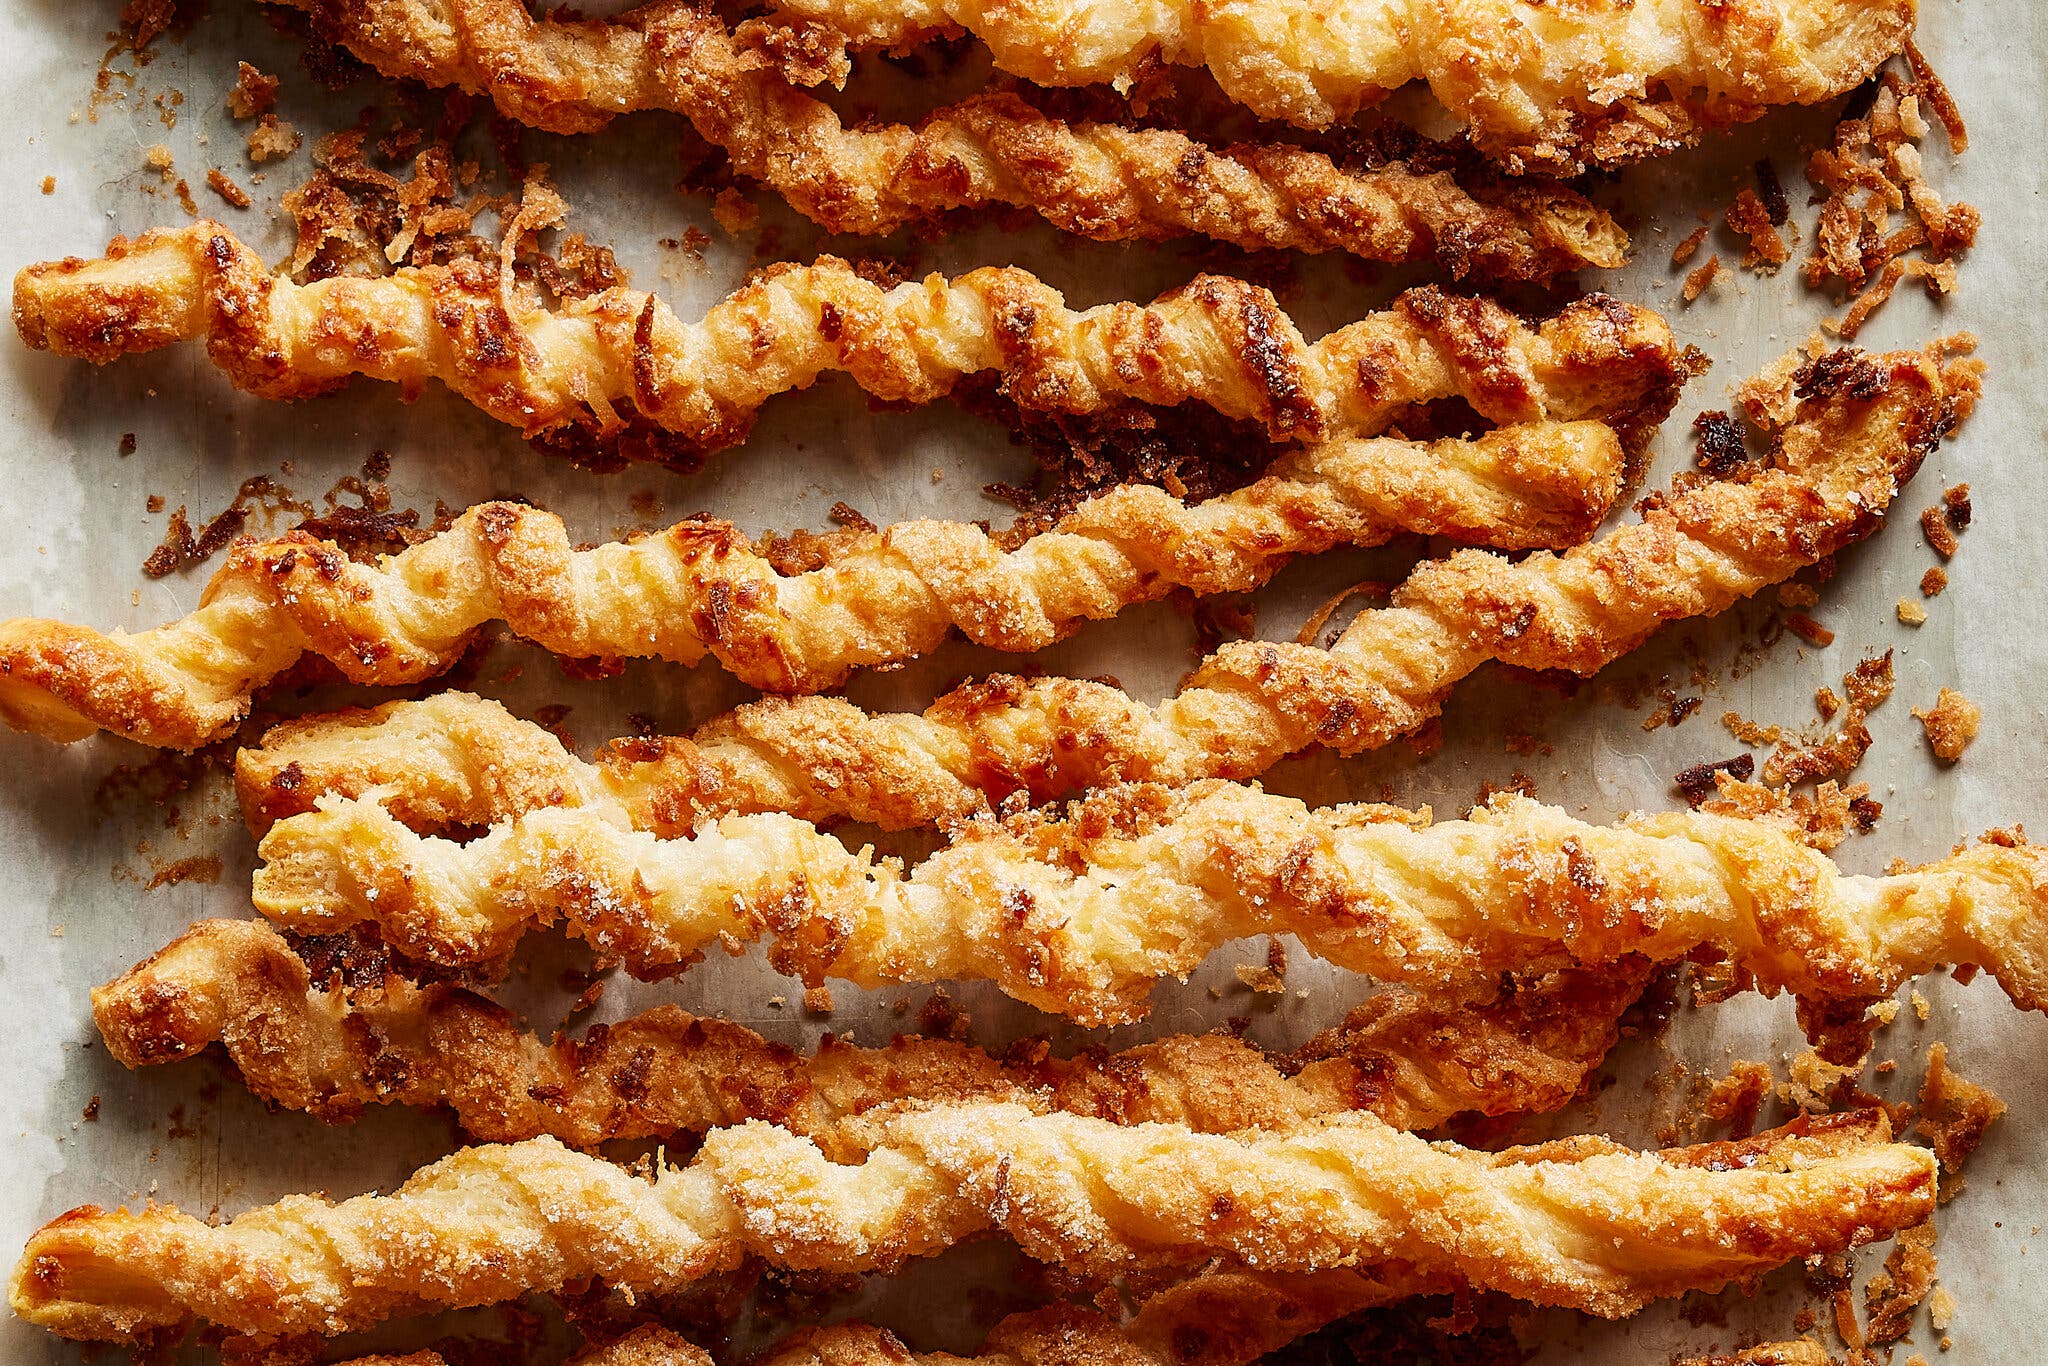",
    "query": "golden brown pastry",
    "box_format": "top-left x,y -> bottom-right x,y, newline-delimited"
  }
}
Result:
231,342 -> 1977,833
9,1104 -> 1931,1341
0,283 -> 1686,746
93,919 -> 1647,1150
759,0 -> 1915,169
13,231 -> 1674,453
259,0 -> 1627,274
0,419 -> 1625,730
250,779 -> 2048,1025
